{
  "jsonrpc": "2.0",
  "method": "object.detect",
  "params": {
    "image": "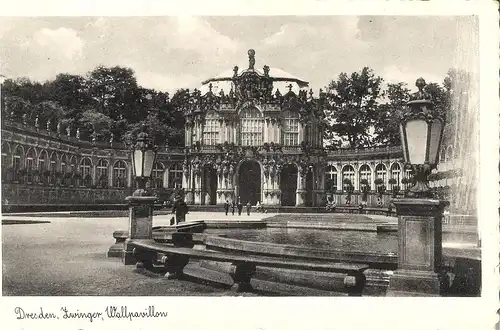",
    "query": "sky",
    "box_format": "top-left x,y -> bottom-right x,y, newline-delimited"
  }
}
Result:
0,16 -> 478,94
